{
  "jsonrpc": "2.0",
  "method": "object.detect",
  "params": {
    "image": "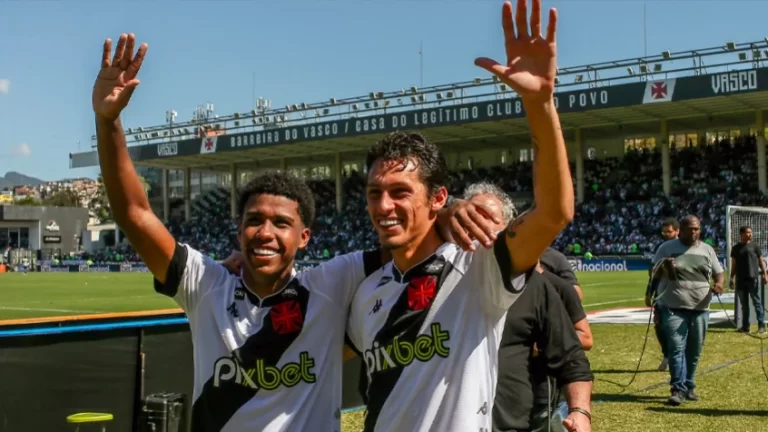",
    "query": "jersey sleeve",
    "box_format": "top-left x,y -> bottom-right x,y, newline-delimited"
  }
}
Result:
153,243 -> 230,312
300,249 -> 382,311
462,235 -> 528,314
729,244 -> 739,259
